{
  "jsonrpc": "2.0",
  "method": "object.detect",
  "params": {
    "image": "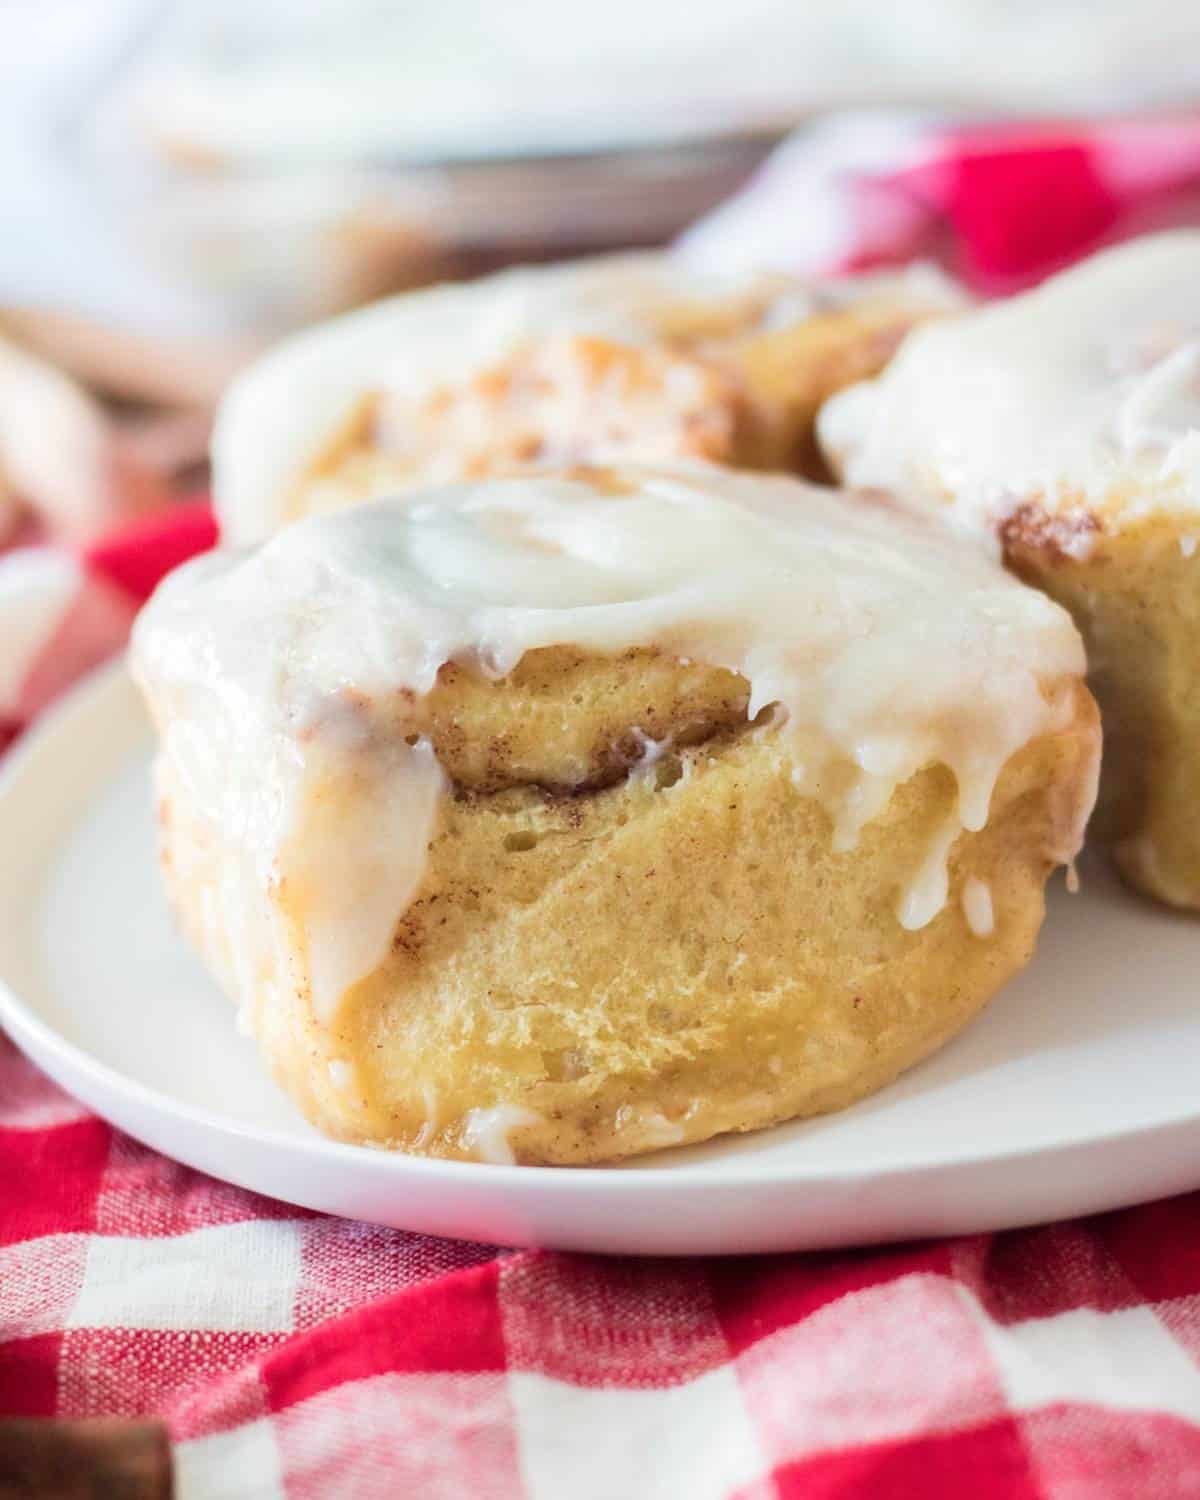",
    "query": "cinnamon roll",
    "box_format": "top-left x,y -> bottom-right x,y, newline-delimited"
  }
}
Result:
134,465 -> 1097,1165
821,230 -> 1200,909
212,255 -> 964,545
